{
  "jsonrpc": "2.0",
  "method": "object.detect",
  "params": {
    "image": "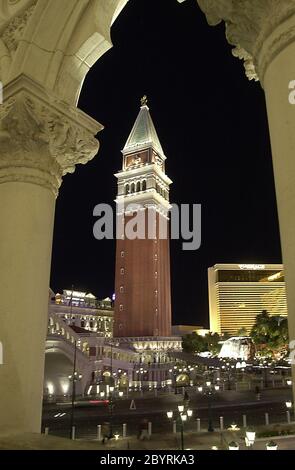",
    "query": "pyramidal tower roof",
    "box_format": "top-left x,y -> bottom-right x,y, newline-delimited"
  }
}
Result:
123,96 -> 165,158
